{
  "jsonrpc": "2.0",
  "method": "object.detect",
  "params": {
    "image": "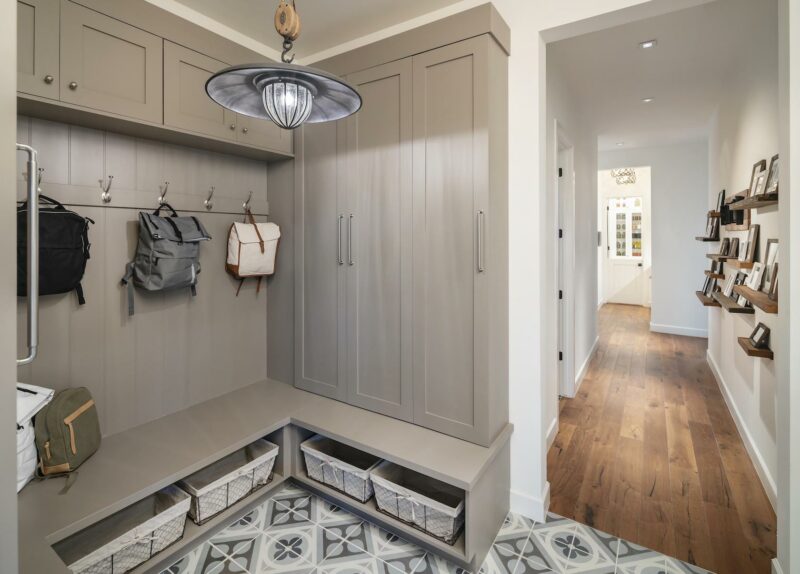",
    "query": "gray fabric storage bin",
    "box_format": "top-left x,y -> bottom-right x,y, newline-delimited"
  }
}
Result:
53,485 -> 190,574
300,435 -> 381,502
178,438 -> 278,524
371,461 -> 465,545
